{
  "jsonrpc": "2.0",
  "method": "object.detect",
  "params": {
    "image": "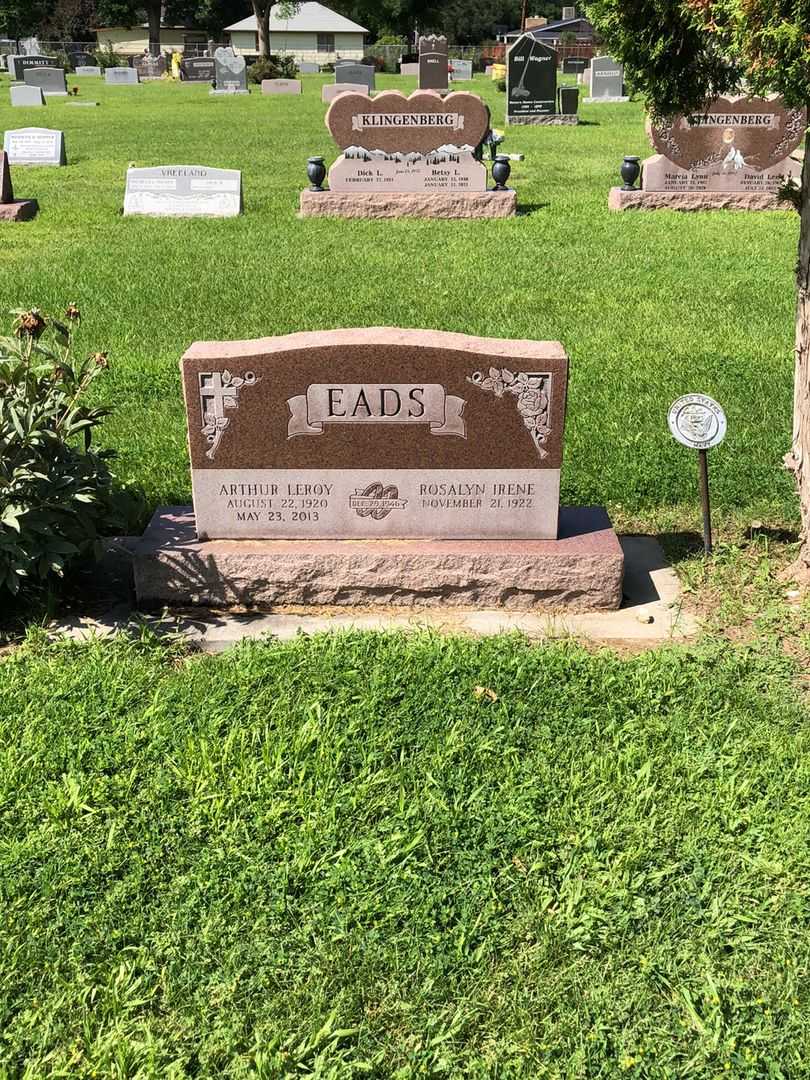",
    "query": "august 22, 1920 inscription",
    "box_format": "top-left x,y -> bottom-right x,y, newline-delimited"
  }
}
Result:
181,328 -> 569,540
